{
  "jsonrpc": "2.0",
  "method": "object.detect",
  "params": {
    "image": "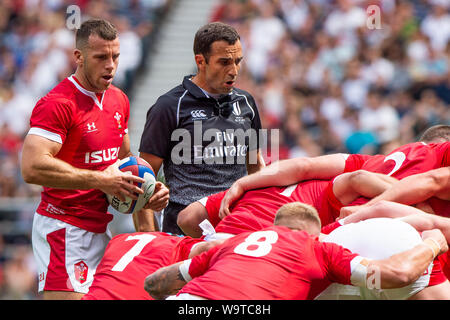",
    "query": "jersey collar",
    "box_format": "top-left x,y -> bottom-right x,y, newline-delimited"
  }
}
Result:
67,75 -> 105,110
